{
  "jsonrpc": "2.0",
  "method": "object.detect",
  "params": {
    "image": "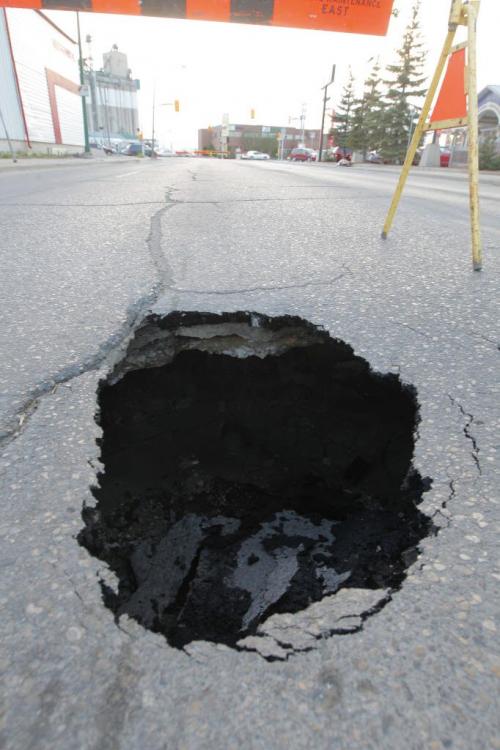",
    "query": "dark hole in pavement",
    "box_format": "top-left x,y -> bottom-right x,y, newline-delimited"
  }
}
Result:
79,311 -> 432,655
